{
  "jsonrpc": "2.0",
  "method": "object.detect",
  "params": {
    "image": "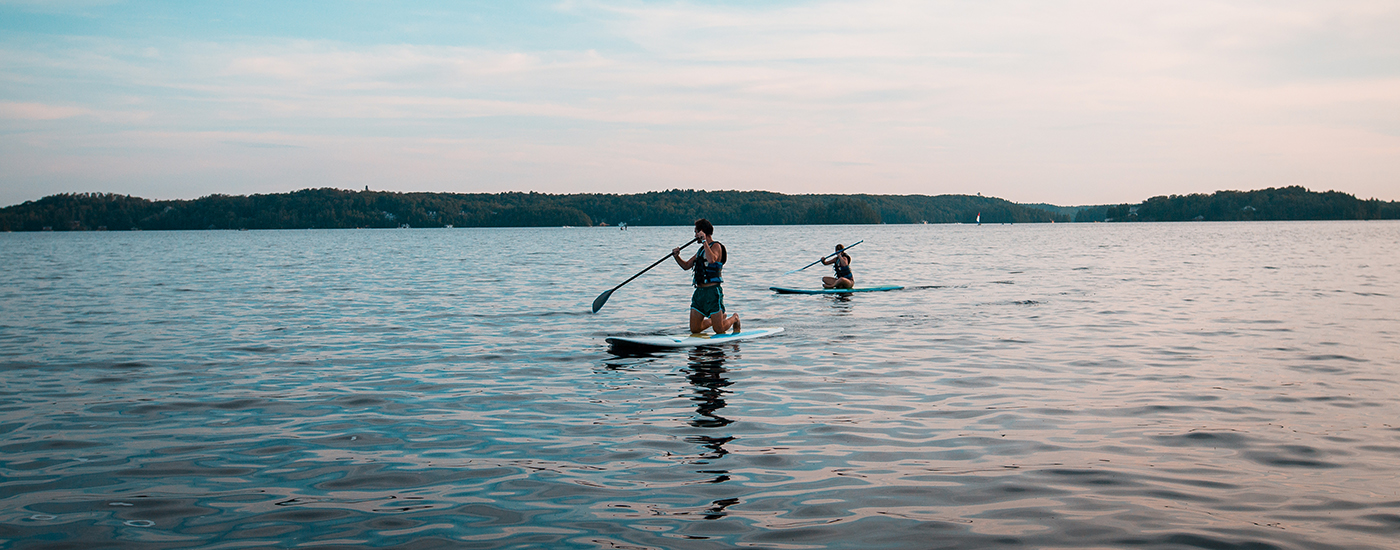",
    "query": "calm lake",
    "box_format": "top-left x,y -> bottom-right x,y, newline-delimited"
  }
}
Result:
2,221 -> 1398,549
